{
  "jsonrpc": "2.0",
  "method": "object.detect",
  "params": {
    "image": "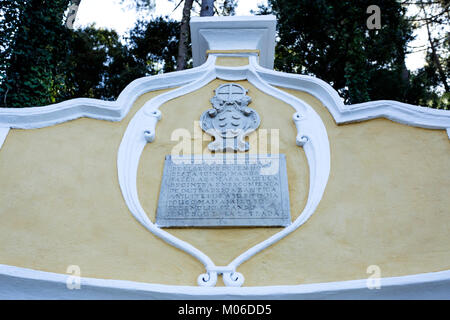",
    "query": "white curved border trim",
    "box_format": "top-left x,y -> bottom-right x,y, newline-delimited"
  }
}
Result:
1,264 -> 450,299
0,54 -> 448,133
255,66 -> 450,130
0,61 -> 214,129
117,55 -> 330,287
